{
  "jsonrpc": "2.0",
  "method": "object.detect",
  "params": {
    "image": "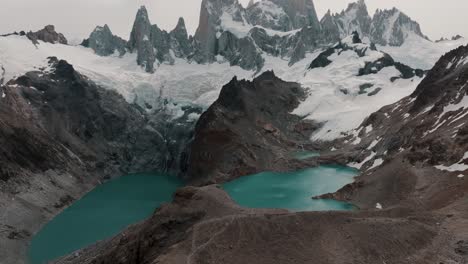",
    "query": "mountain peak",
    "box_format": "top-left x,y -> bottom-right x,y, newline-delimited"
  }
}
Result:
371,7 -> 428,46
271,0 -> 320,29
347,0 -> 367,10
26,25 -> 68,45
175,17 -> 186,31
